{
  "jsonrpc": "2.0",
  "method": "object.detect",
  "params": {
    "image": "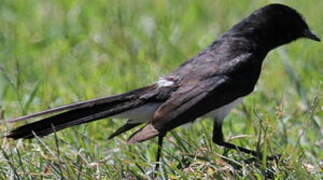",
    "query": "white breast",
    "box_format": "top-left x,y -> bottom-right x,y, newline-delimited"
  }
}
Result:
204,97 -> 243,123
113,98 -> 243,124
112,103 -> 161,123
